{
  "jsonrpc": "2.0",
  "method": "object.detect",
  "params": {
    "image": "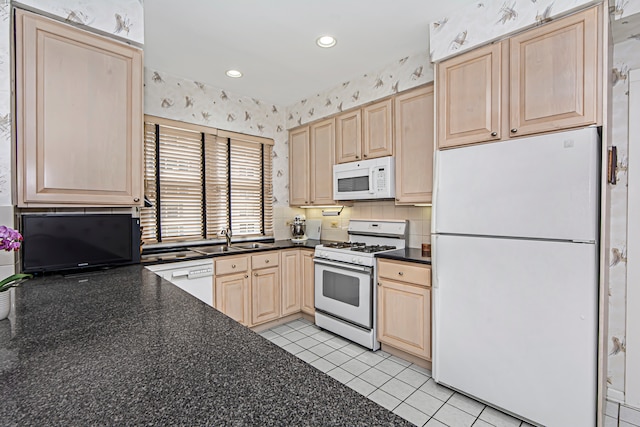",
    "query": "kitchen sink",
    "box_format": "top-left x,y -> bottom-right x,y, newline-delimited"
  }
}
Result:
192,245 -> 242,255
234,242 -> 273,250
